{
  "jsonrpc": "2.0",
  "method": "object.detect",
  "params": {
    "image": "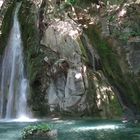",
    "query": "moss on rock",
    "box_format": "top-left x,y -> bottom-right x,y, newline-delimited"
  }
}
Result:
22,123 -> 57,139
0,1 -> 15,54
18,1 -> 47,116
85,25 -> 140,115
